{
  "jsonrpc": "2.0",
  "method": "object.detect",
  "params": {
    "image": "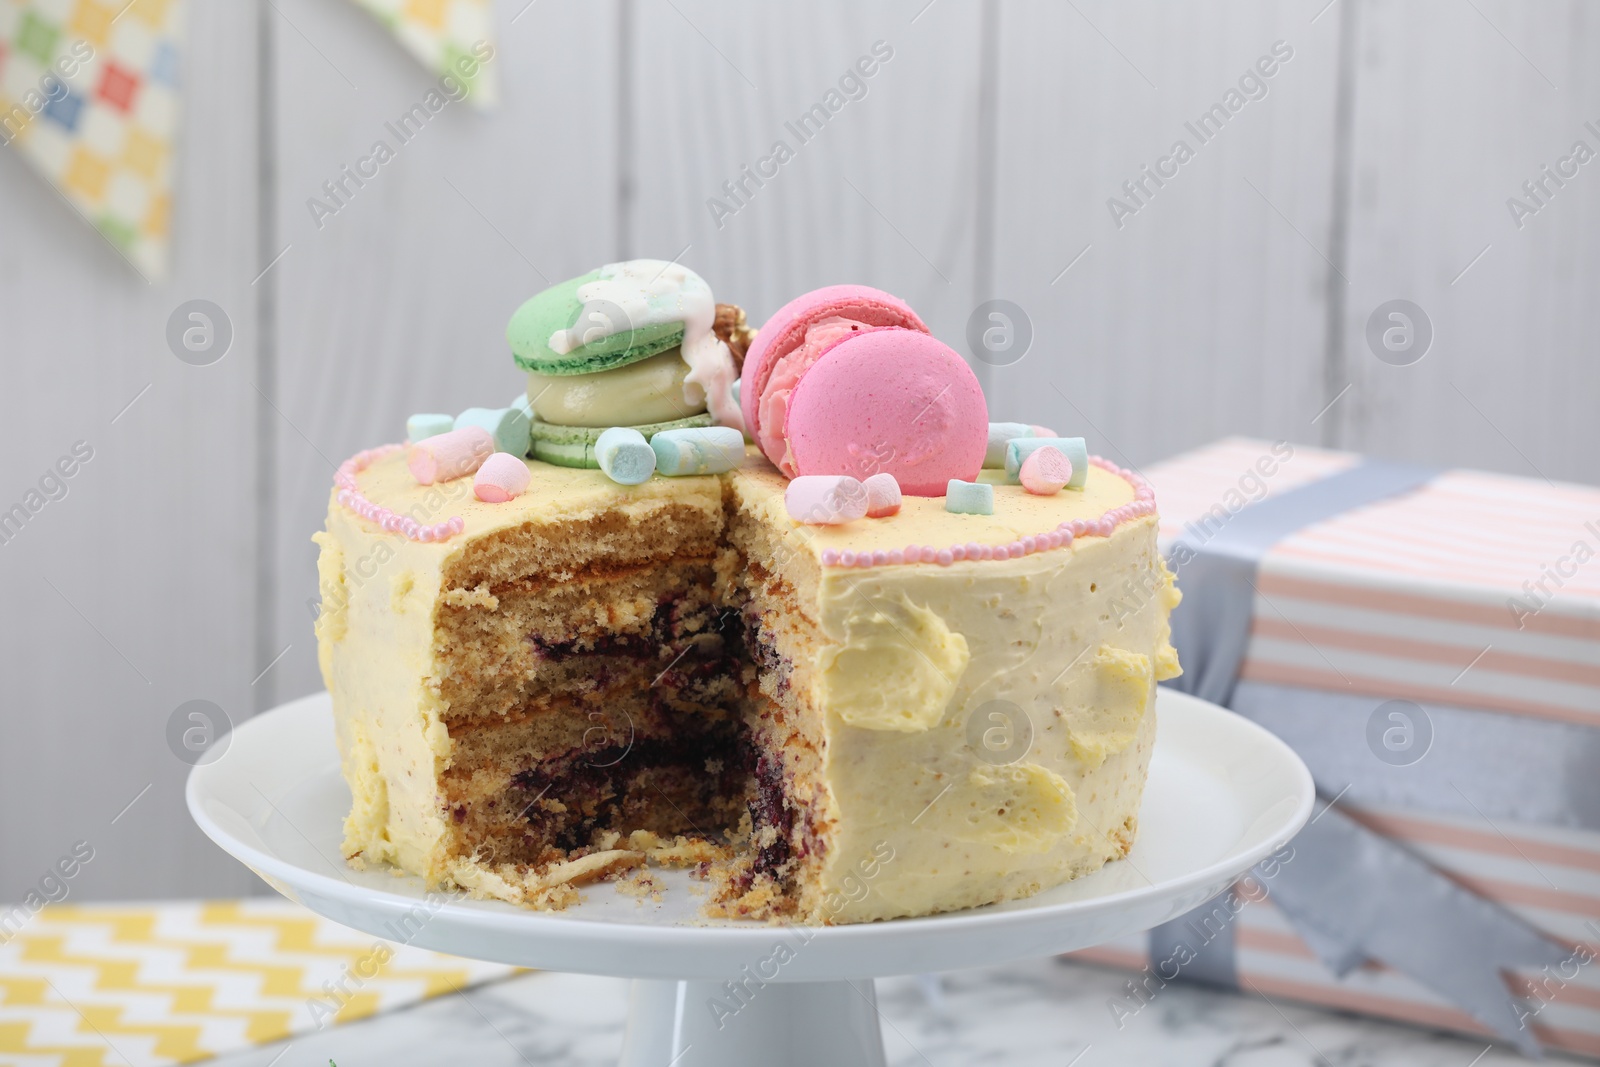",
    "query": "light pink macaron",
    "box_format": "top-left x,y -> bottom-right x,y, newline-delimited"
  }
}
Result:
740,285 -> 928,470
784,329 -> 987,496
